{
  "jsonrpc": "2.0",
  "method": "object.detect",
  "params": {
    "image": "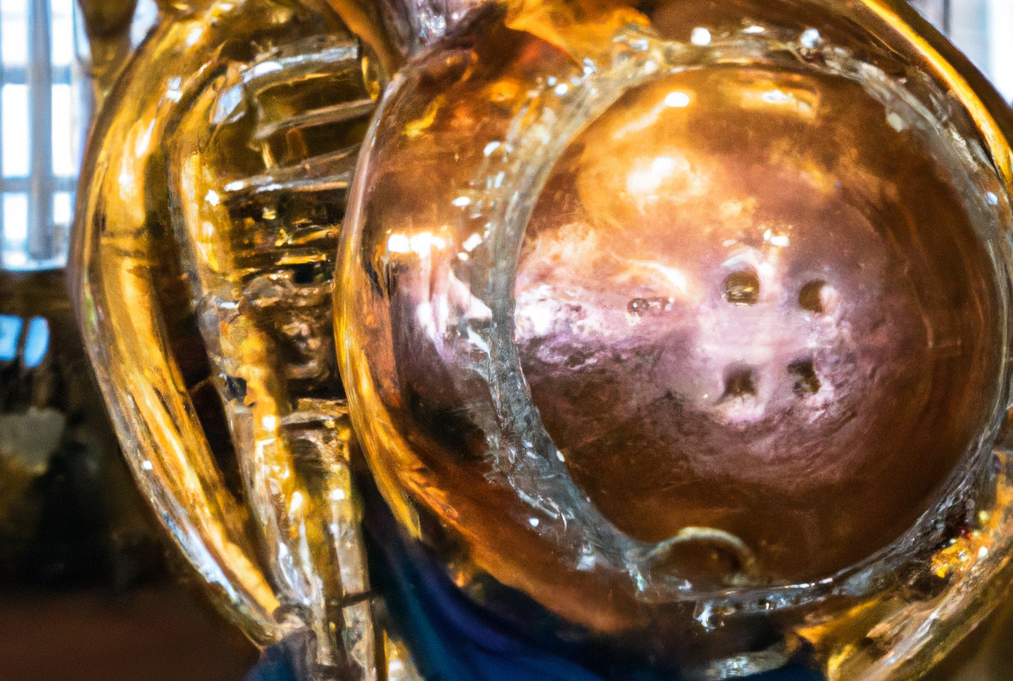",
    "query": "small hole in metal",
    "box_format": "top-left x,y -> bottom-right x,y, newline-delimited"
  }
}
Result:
788,359 -> 821,396
799,280 -> 830,313
724,270 -> 759,306
722,365 -> 757,400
